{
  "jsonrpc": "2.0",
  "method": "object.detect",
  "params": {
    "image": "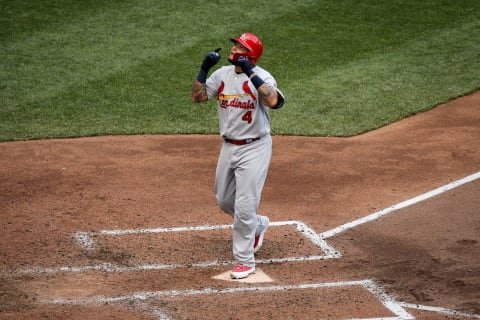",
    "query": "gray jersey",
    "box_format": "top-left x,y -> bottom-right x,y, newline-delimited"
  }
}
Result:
206,65 -> 283,140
